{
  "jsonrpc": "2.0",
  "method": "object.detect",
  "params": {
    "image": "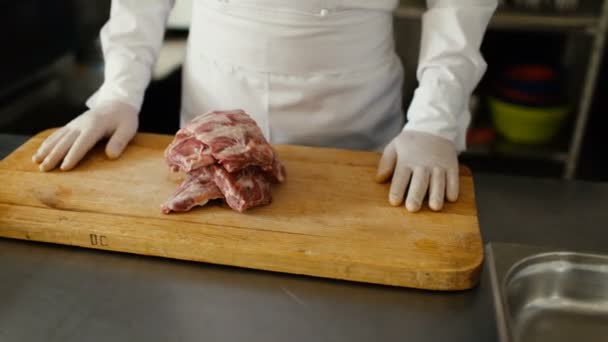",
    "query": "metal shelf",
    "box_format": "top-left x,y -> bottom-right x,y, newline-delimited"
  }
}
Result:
396,1 -> 608,179
464,142 -> 569,163
394,5 -> 600,33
